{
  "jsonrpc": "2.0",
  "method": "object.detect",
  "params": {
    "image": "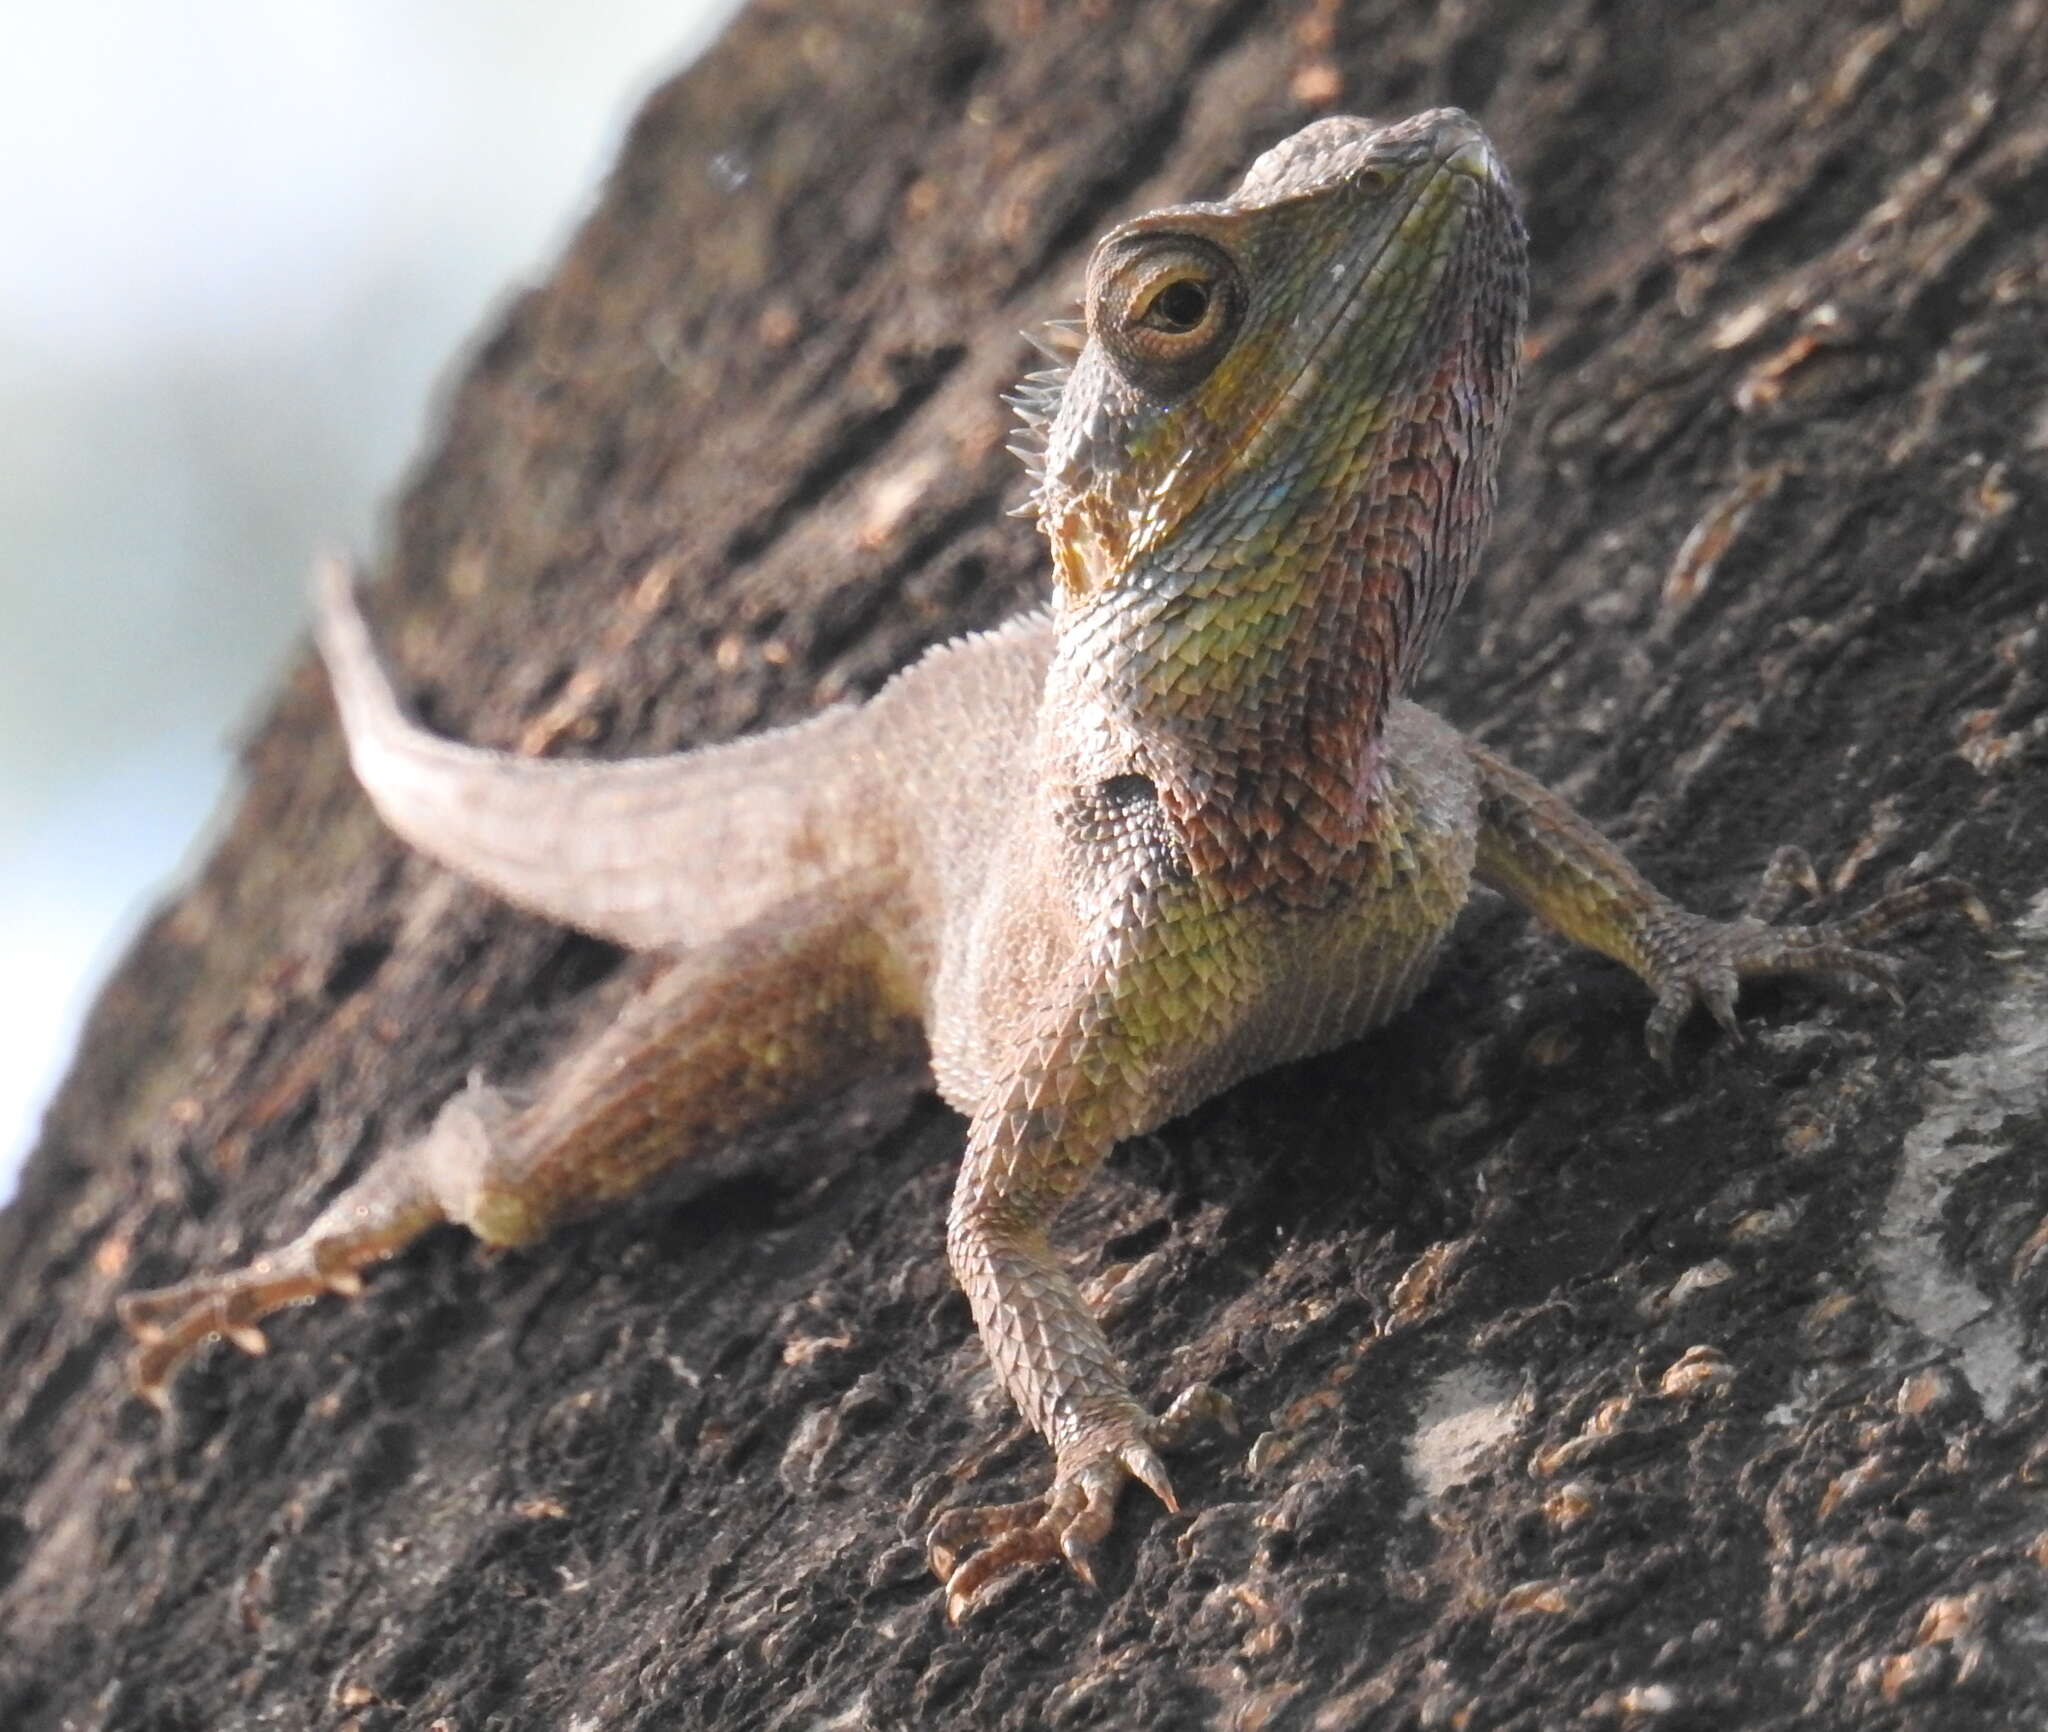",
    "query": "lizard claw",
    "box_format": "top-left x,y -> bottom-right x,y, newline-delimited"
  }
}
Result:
1643,869 -> 1984,1068
928,1385 -> 1231,1619
222,1321 -> 270,1357
1118,1441 -> 1178,1513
